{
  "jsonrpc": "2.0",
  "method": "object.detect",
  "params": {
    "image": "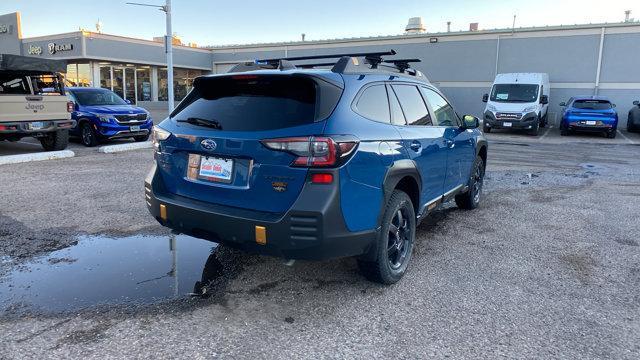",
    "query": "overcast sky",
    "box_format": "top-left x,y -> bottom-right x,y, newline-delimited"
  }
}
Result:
1,0 -> 638,46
